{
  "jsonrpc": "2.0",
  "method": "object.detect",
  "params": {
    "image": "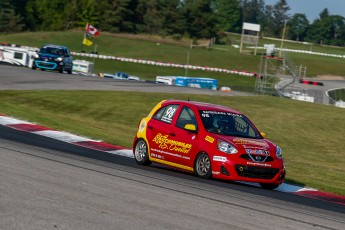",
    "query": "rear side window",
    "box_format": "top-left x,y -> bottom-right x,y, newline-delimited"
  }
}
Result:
176,106 -> 198,130
153,104 -> 179,124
